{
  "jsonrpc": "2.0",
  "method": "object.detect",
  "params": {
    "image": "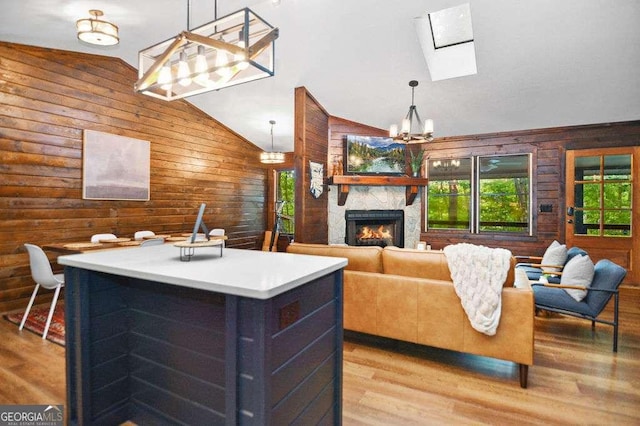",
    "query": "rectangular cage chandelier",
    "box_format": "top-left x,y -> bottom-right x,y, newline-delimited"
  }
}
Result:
134,8 -> 279,101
